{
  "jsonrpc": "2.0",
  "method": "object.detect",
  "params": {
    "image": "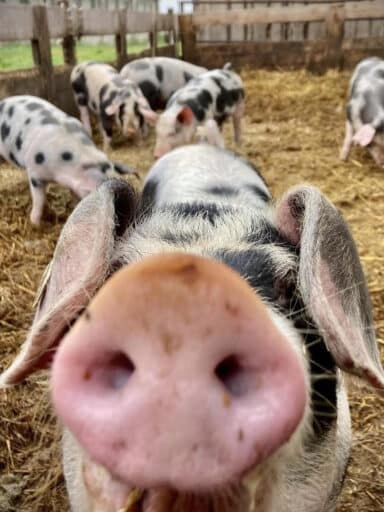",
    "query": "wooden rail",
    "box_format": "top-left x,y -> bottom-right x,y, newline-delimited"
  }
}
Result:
191,0 -> 384,27
179,0 -> 384,71
0,4 -> 175,41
